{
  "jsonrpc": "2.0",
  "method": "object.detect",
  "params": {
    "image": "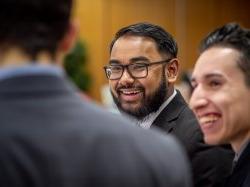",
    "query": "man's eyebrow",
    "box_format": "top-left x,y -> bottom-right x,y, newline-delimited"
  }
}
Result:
191,73 -> 223,83
109,56 -> 149,65
130,56 -> 149,63
204,73 -> 223,79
